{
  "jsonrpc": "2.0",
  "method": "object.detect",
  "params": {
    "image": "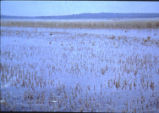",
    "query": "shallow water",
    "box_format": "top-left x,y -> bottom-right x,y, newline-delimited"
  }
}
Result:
1,25 -> 159,112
